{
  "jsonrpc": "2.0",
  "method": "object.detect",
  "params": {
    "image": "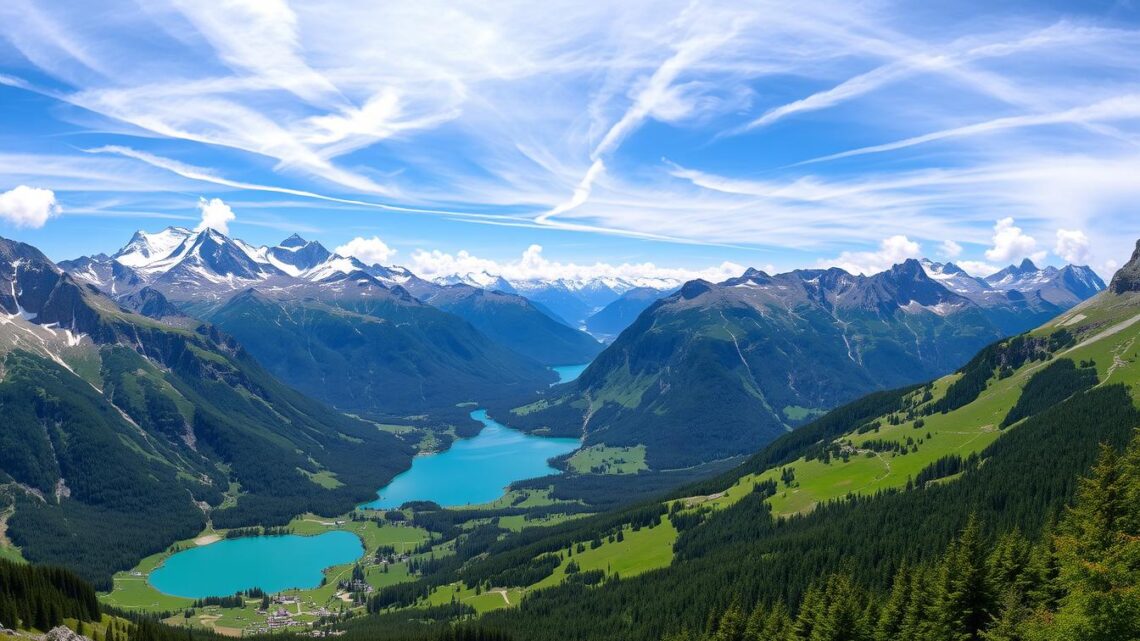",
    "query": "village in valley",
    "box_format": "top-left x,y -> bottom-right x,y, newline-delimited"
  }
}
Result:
101,511 -> 432,637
